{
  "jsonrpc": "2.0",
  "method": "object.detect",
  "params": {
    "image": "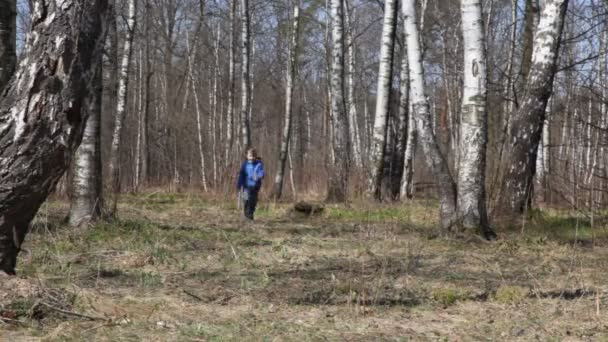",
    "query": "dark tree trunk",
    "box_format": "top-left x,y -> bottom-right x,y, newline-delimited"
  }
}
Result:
390,40 -> 409,201
0,0 -> 108,275
0,0 -> 16,92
